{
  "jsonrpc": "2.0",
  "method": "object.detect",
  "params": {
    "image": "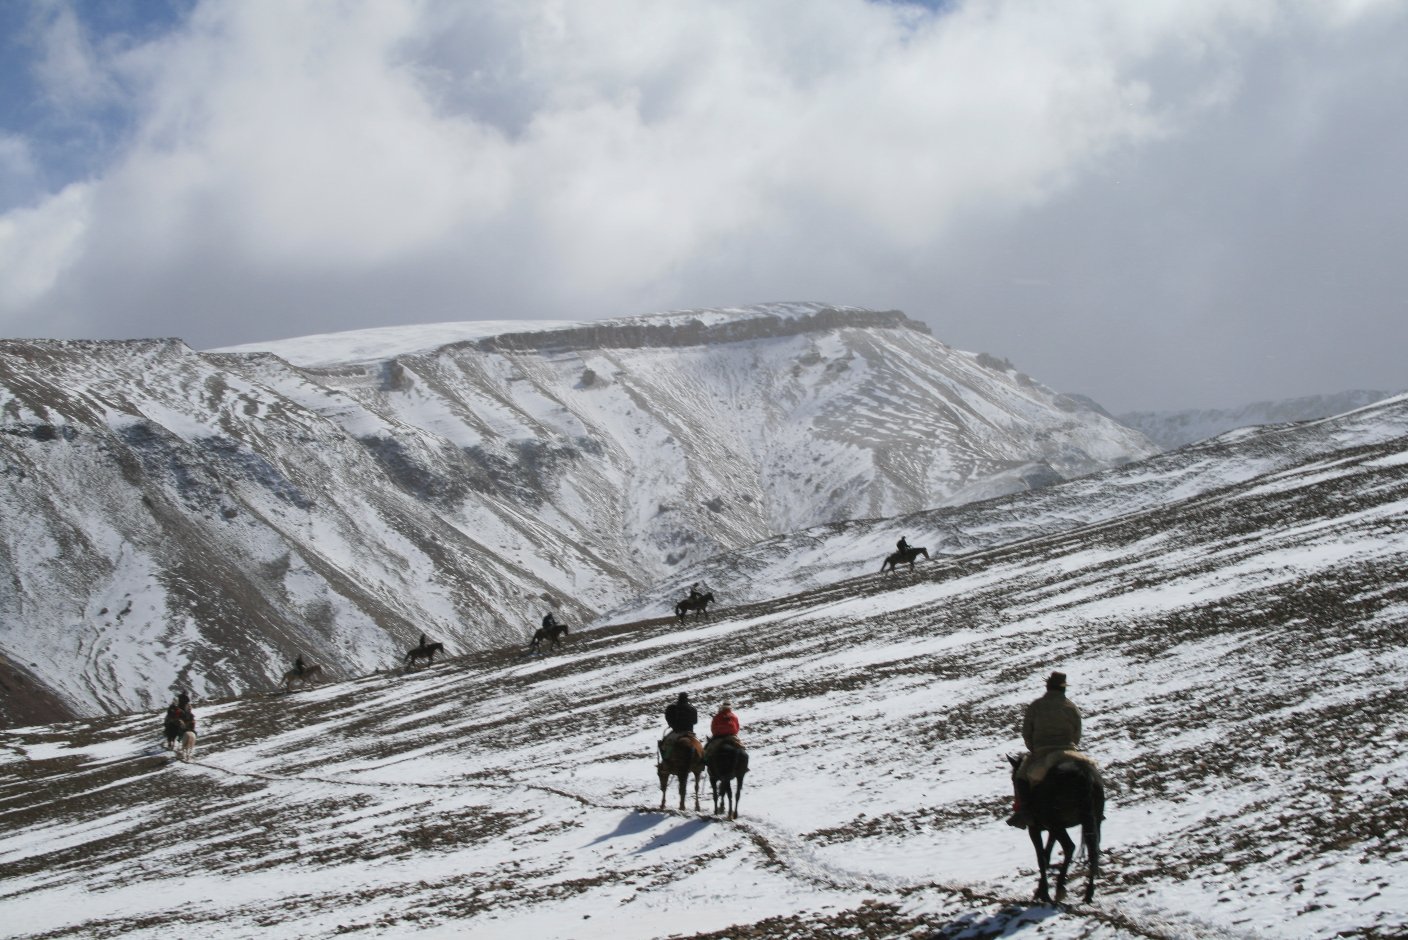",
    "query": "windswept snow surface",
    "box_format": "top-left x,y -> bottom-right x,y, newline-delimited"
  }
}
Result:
2,402 -> 1405,939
